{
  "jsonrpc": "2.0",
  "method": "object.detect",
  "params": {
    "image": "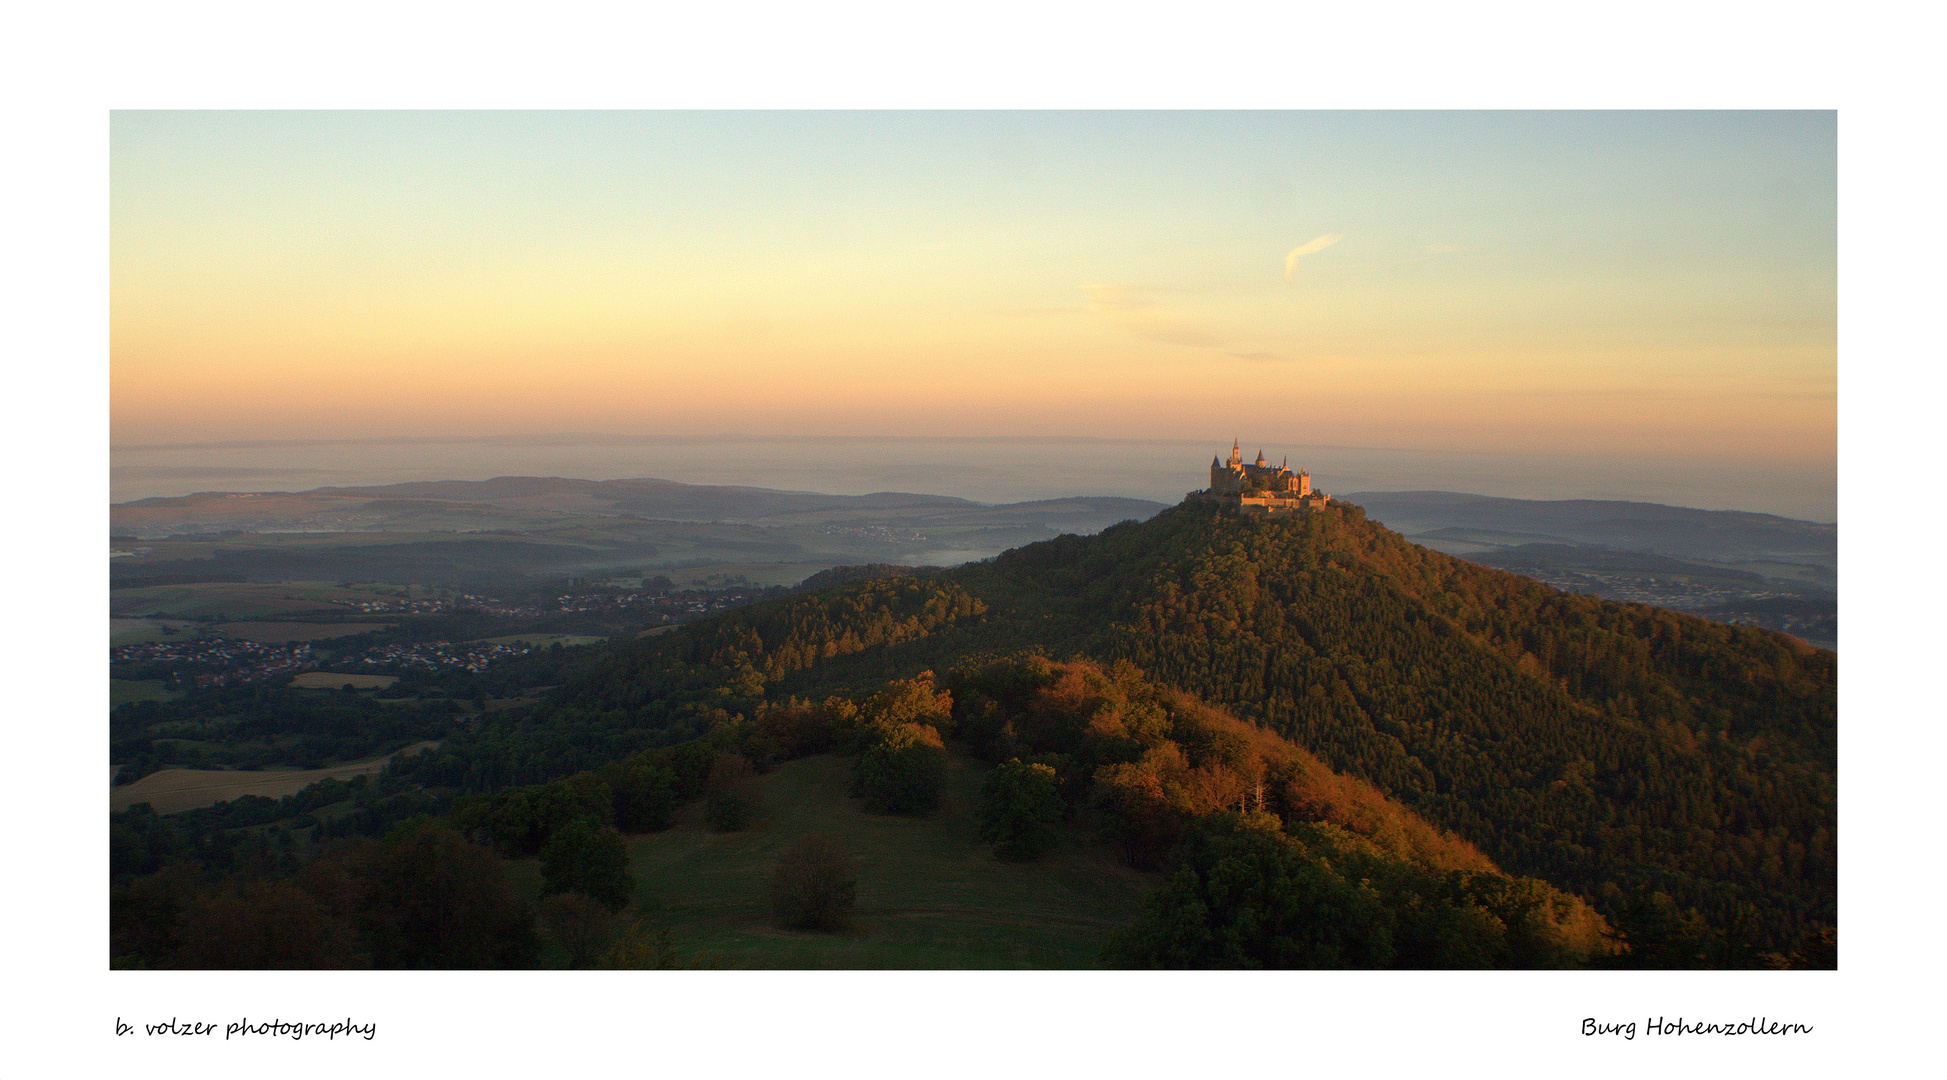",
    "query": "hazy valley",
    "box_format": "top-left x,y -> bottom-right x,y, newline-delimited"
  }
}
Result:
113,476 -> 1836,649
1349,491 -> 1836,649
